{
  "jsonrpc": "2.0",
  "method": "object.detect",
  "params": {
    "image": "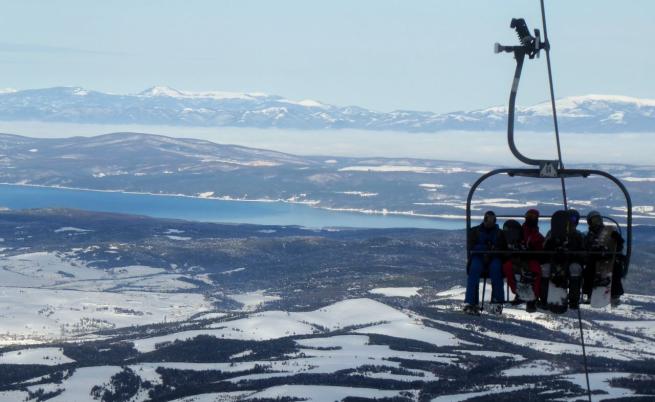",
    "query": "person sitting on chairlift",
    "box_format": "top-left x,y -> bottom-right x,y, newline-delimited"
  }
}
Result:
464,211 -> 506,315
582,211 -> 625,306
543,209 -> 585,309
503,208 -> 544,313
